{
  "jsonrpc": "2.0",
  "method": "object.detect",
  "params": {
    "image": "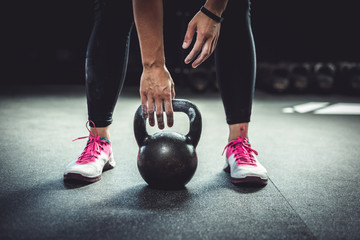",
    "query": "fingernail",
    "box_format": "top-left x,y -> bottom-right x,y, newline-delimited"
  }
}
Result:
182,42 -> 187,48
